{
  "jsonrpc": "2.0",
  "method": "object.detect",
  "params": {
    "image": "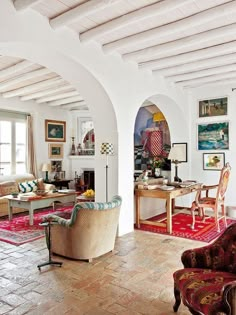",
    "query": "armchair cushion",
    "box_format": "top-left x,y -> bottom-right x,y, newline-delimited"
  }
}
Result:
173,268 -> 236,315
